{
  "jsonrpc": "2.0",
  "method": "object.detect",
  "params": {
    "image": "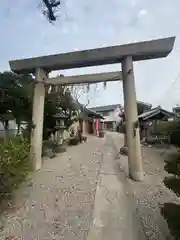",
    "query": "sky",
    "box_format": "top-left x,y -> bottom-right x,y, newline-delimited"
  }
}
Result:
0,0 -> 180,110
